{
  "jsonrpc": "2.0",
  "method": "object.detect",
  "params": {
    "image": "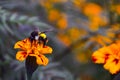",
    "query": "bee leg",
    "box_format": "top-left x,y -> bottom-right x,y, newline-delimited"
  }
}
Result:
43,38 -> 48,48
29,36 -> 34,47
43,42 -> 46,48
